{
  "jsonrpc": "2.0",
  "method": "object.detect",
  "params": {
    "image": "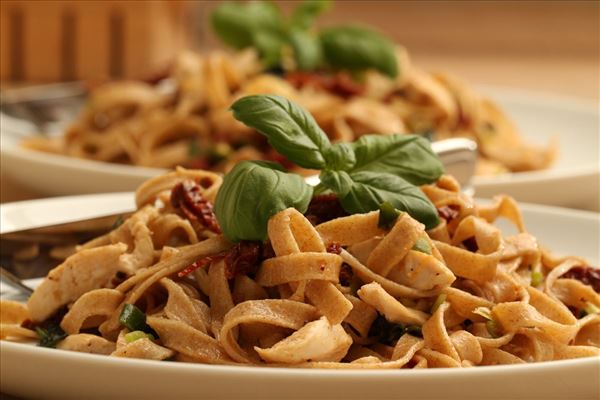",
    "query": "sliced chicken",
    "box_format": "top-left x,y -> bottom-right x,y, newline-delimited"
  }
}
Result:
28,243 -> 127,322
